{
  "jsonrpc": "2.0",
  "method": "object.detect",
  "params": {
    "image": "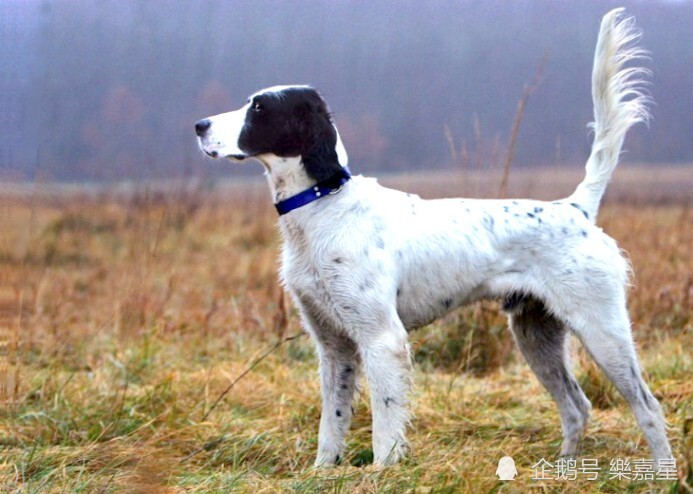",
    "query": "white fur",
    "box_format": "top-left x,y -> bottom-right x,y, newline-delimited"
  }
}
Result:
569,7 -> 651,220
196,9 -> 672,467
198,103 -> 250,159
